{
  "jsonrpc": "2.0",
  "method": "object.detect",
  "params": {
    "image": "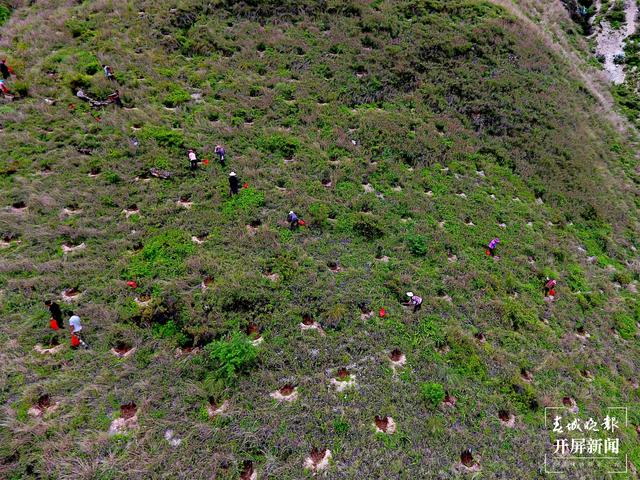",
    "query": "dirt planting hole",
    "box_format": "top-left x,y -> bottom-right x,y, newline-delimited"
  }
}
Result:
580,369 -> 593,380
309,448 -> 329,466
337,368 -> 350,380
576,326 -> 589,338
120,402 -> 137,420
240,460 -> 255,480
461,449 -> 475,468
302,314 -> 313,326
246,322 -> 261,339
12,201 -> 26,209
389,349 -> 403,362
113,342 -> 132,355
520,368 -> 533,382
474,332 -> 486,343
280,384 -> 295,396
63,288 -> 80,298
249,219 -> 262,228
443,392 -> 456,407
562,396 -> 578,412
375,416 -> 389,432
37,394 -> 52,411
328,261 -> 340,271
